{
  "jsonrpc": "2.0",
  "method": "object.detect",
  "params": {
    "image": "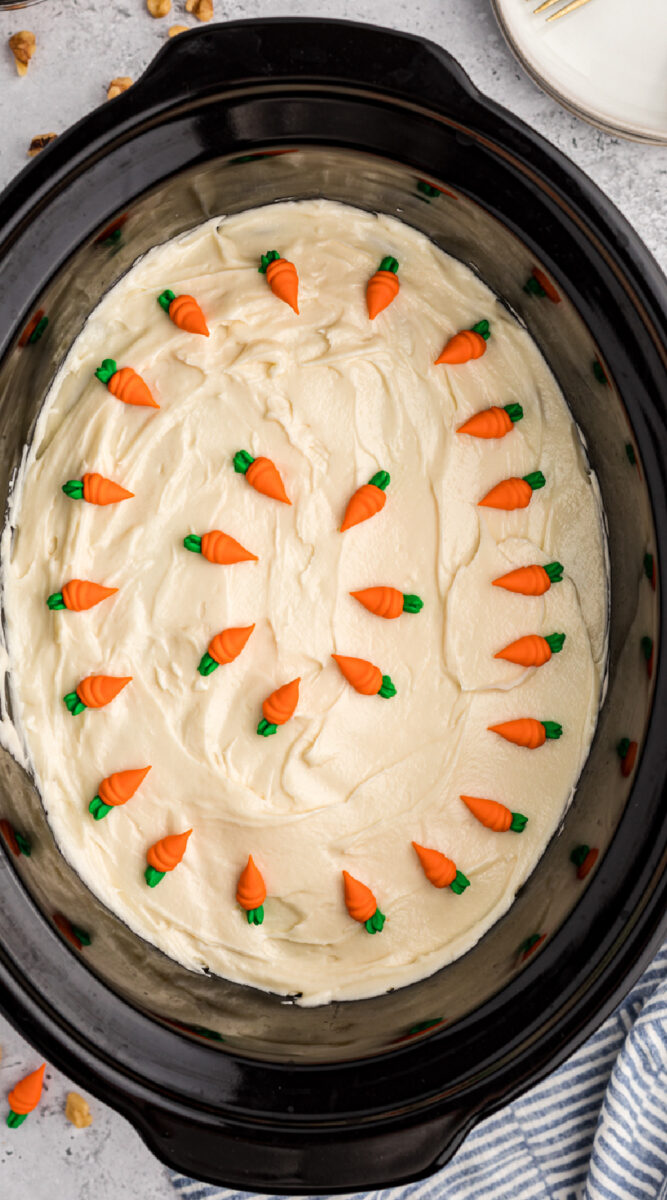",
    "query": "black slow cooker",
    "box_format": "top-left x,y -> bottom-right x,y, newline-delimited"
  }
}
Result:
0,19 -> 665,1193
